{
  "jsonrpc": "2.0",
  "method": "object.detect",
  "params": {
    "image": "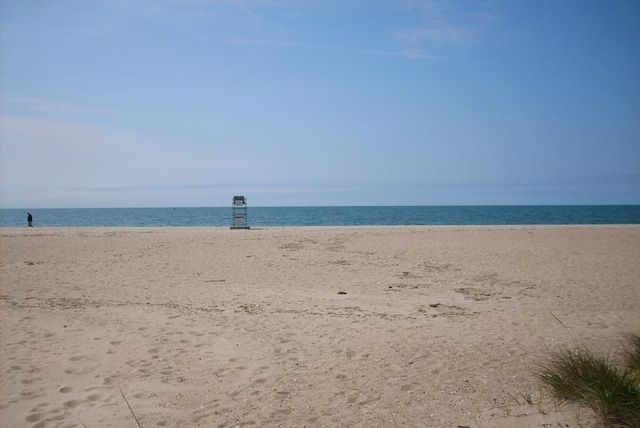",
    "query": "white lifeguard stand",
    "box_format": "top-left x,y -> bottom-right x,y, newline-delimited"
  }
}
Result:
231,196 -> 250,229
